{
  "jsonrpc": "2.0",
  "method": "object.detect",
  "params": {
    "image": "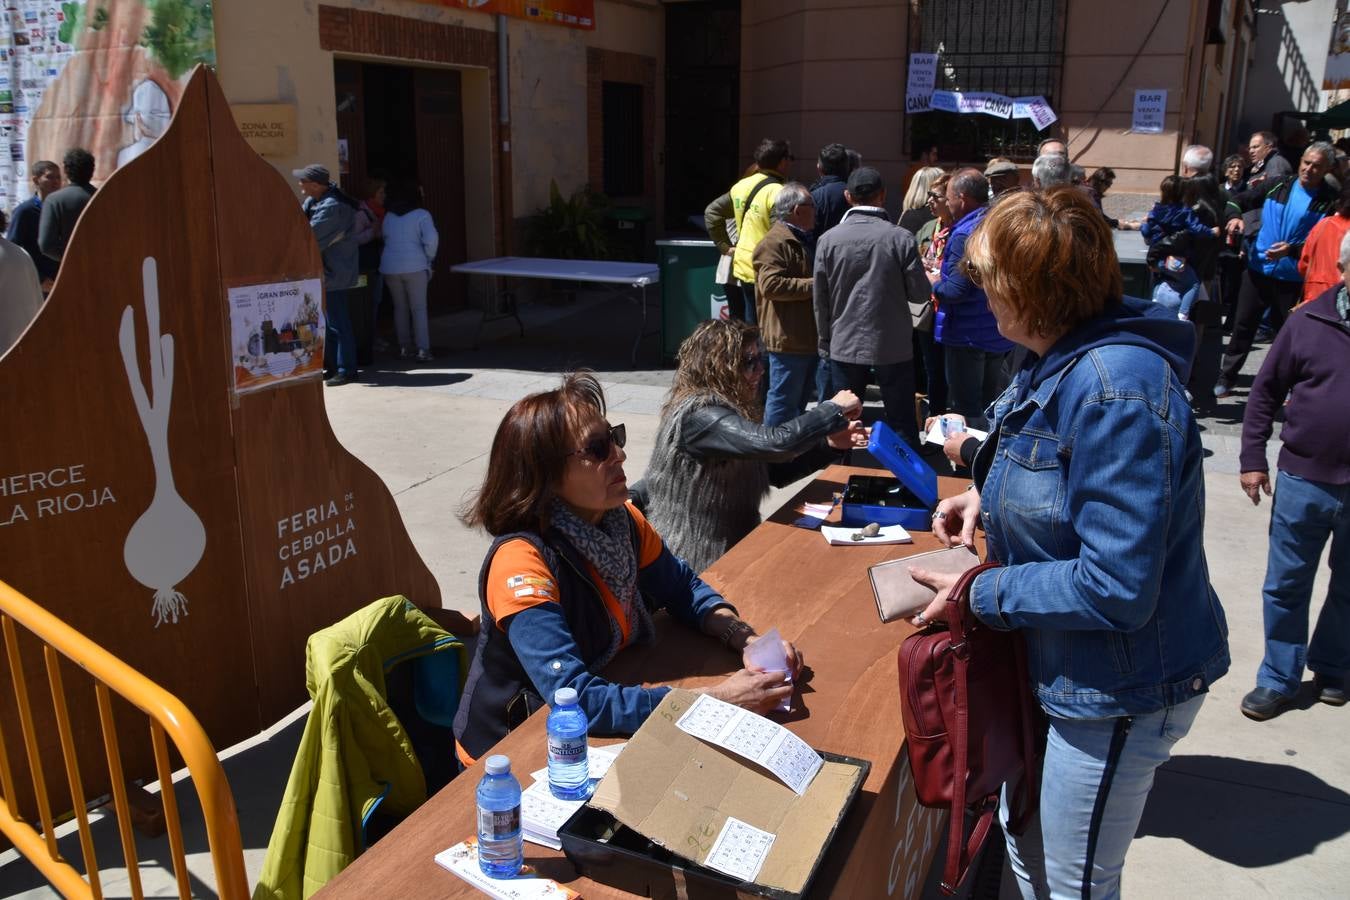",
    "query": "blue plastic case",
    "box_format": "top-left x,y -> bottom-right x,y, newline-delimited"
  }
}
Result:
839,421 -> 939,530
